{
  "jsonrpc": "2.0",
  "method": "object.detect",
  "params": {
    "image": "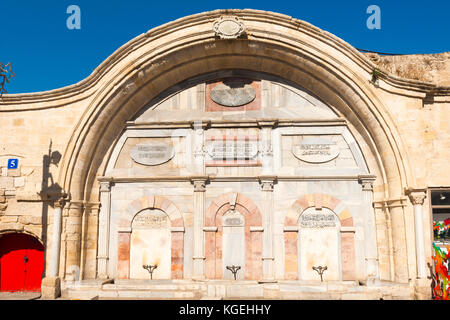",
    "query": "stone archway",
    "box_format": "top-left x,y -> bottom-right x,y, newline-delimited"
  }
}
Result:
284,194 -> 355,280
0,232 -> 45,291
205,192 -> 262,280
116,195 -> 184,279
